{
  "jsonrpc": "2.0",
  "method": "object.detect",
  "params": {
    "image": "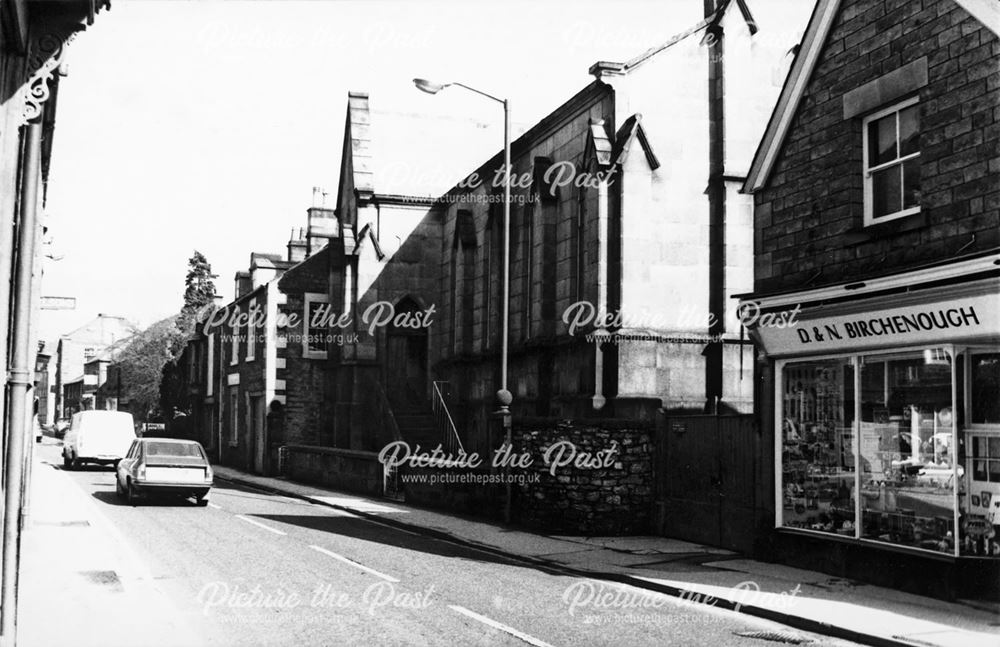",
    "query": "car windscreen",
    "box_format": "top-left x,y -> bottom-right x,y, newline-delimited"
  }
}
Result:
144,442 -> 204,459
